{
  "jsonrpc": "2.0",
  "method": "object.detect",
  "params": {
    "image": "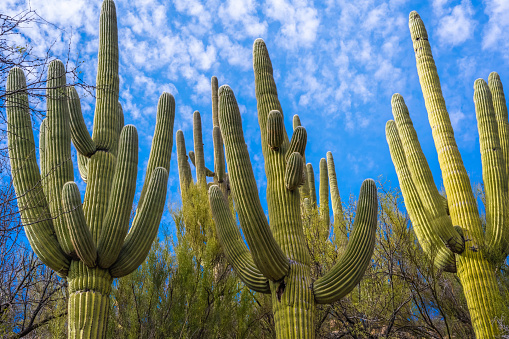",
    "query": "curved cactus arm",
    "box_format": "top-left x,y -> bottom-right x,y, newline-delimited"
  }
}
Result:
474,79 -> 509,260
77,153 -> 89,183
138,92 -> 175,208
286,126 -> 307,161
313,179 -> 378,304
319,158 -> 330,236
188,150 -> 214,177
39,118 -> 47,176
327,152 -> 348,255
489,72 -> 509,180
209,185 -> 271,293
267,110 -> 284,151
67,86 -> 97,157
292,114 -> 301,131
409,12 -> 484,246
91,0 -> 120,152
97,125 -> 138,268
307,163 -> 317,208
391,94 -> 464,254
84,151 -> 116,244
284,152 -> 304,191
177,130 -> 193,192
293,114 -> 309,199
386,120 -> 457,272
62,182 -> 97,267
109,167 -> 168,278
6,67 -> 70,275
218,85 -> 289,281
46,60 -> 75,255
